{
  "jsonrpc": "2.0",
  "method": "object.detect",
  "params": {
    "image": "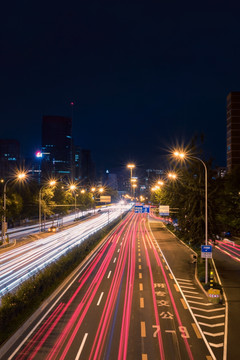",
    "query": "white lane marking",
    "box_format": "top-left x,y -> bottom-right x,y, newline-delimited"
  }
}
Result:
107,271 -> 112,279
209,342 -> 224,348
194,314 -> 225,319
117,249 -> 120,252
191,307 -> 225,312
184,295 -> 203,299
180,285 -> 196,289
97,292 -> 104,306
199,322 -> 225,328
113,257 -> 117,263
75,333 -> 88,360
182,290 -> 200,294
203,332 -> 225,337
176,278 -> 193,282
188,300 -> 213,306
